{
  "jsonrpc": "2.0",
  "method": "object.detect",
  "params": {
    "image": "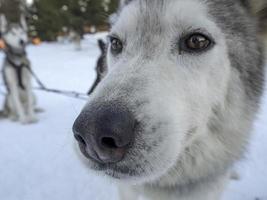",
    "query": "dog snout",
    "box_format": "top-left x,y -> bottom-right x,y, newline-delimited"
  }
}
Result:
73,104 -> 135,164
